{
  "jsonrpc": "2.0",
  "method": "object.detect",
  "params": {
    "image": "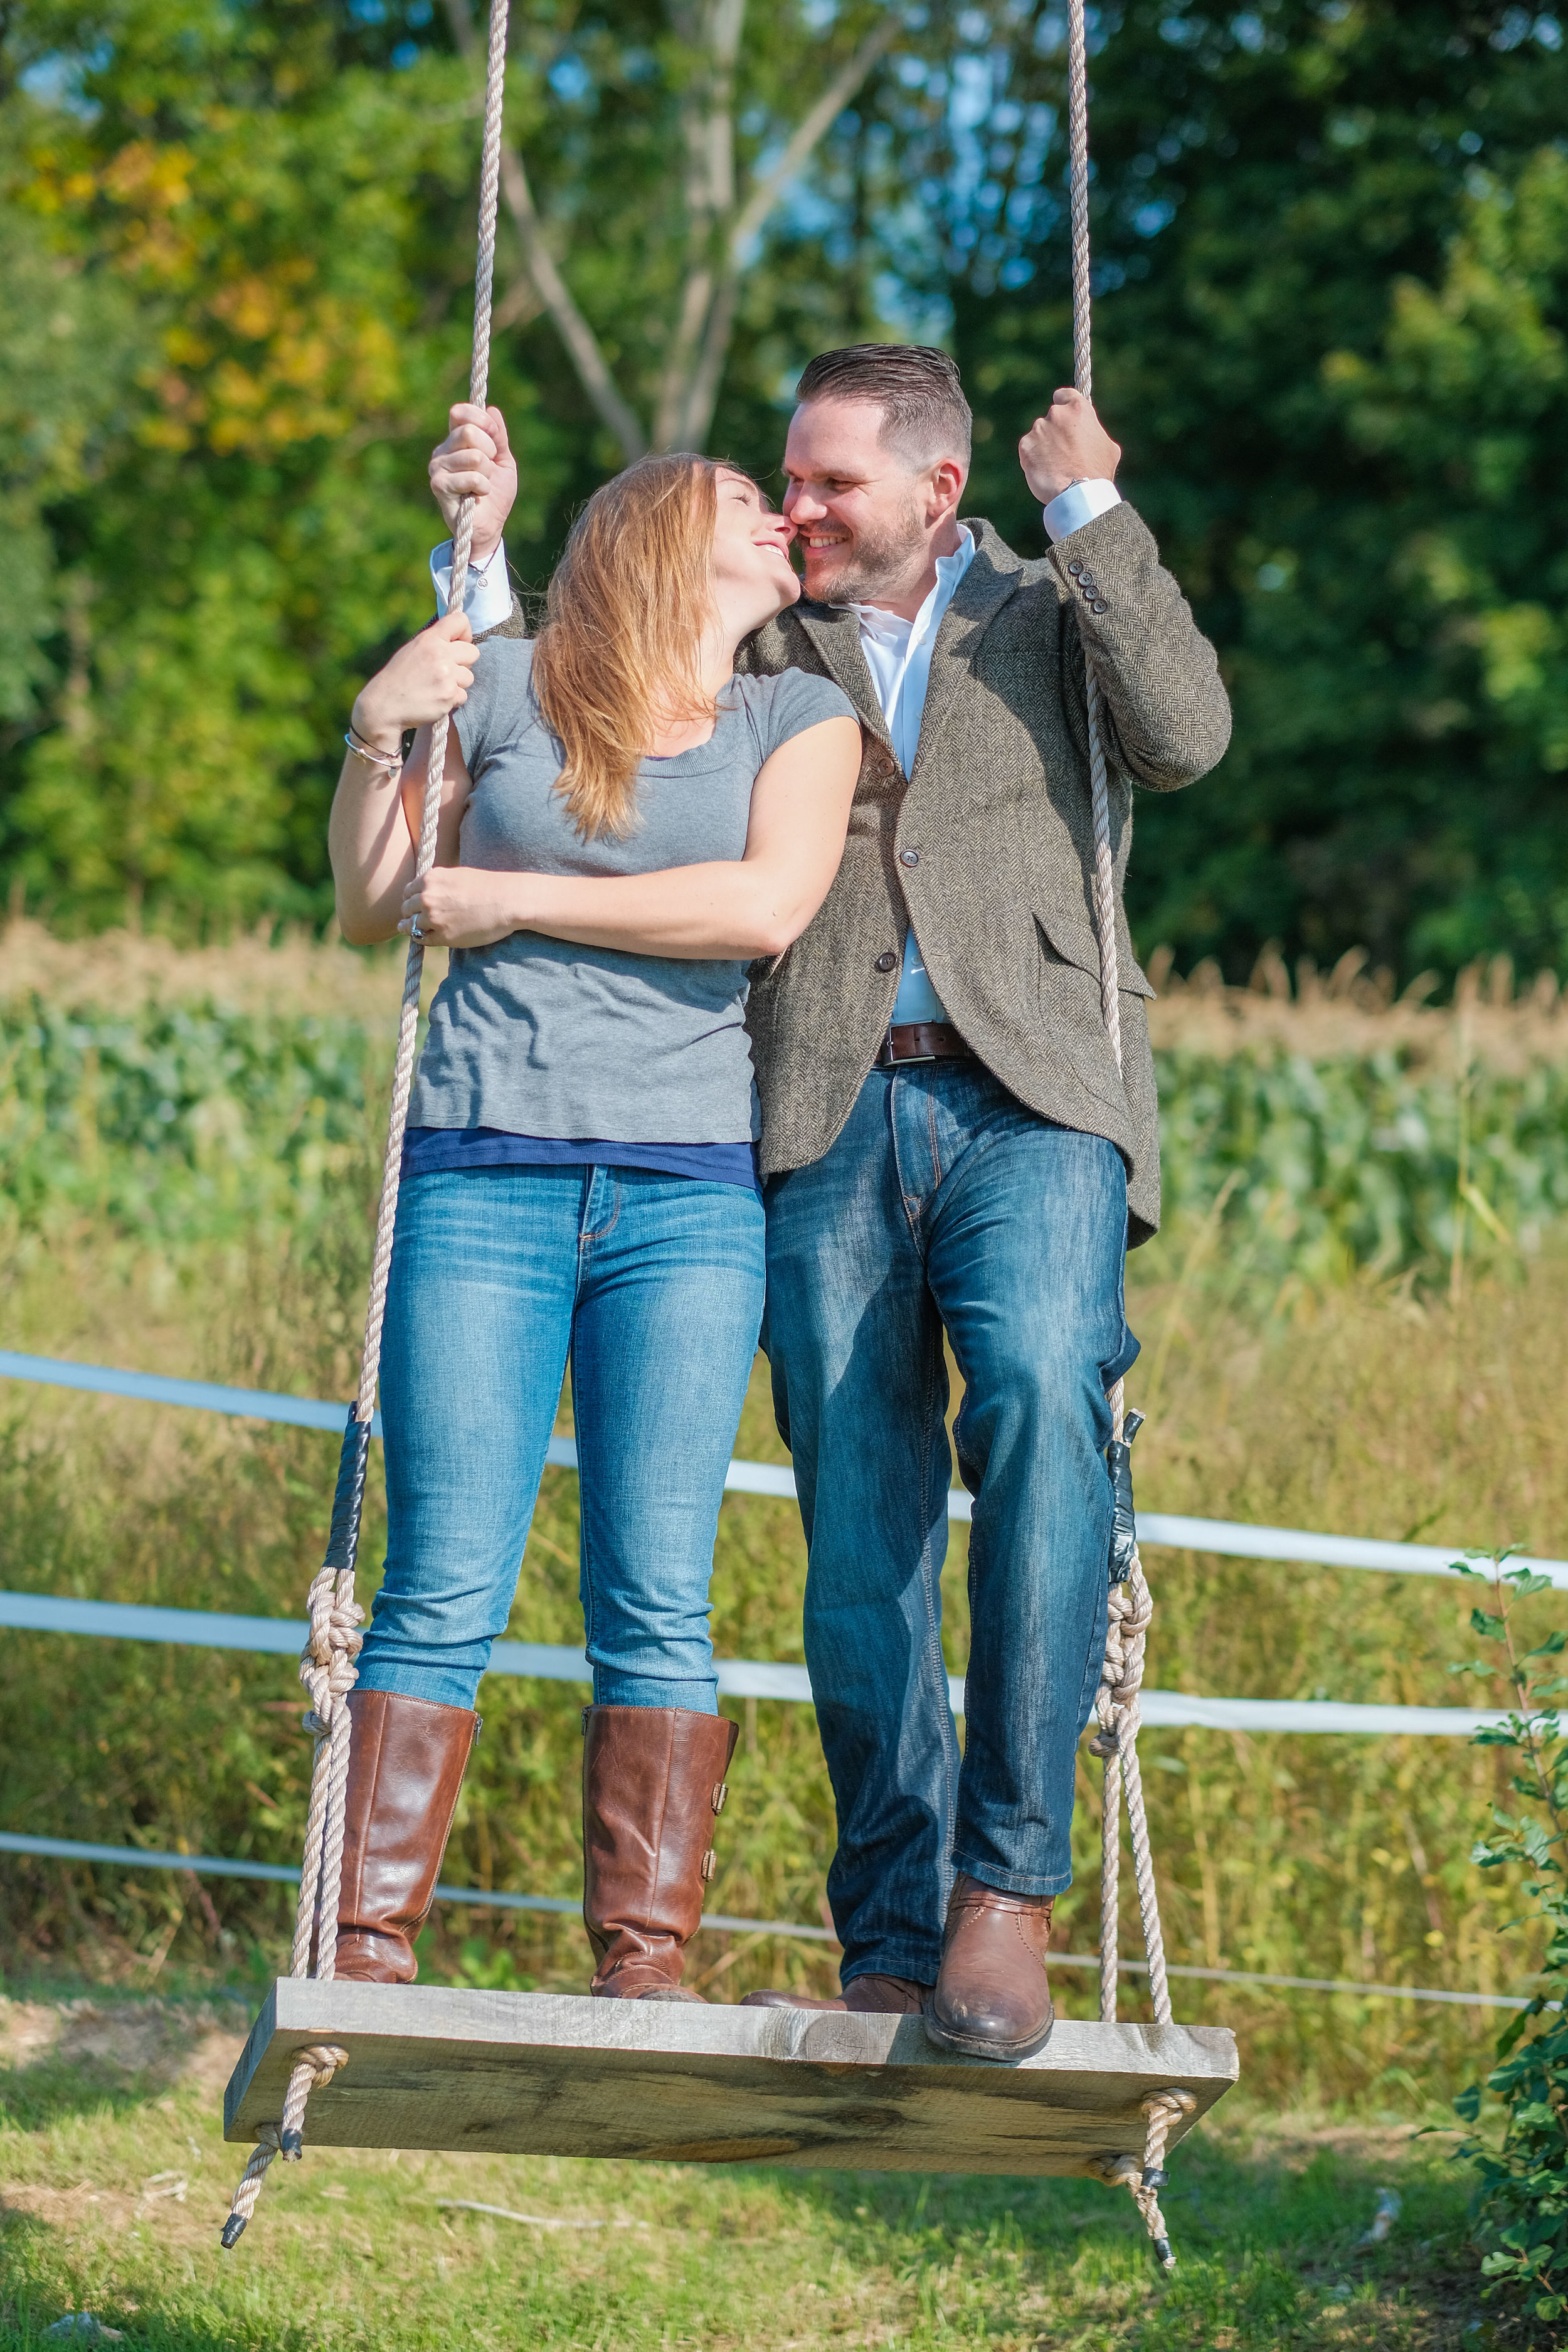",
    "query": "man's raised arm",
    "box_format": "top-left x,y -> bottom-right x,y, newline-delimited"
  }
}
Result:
1019,388 -> 1231,792
427,401 -> 521,633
